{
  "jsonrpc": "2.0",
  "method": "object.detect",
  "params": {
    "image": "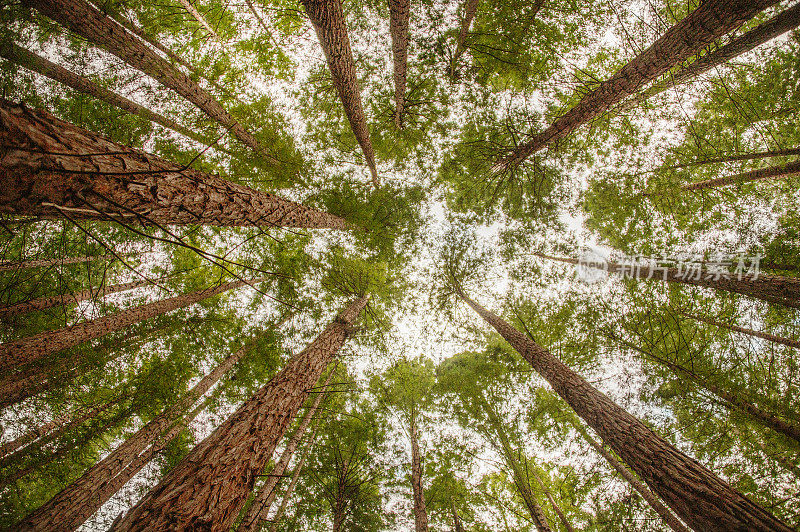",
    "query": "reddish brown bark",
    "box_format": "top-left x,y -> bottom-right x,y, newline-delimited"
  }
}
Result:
266,426 -> 318,532
388,0 -> 410,129
301,0 -> 380,187
652,147 -> 800,173
15,342 -> 249,531
459,292 -> 791,531
0,279 -> 152,318
681,311 -> 800,349
22,0 -> 271,158
493,0 -> 779,173
682,159 -> 800,190
0,254 -> 103,273
619,3 -> 800,113
0,101 -> 352,230
0,277 -> 264,373
531,469 -> 574,532
239,370 -> 334,531
572,421 -> 690,532
110,296 -> 368,531
0,41 -> 214,147
177,0 -> 226,48
449,0 -> 480,77
409,414 -> 430,532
